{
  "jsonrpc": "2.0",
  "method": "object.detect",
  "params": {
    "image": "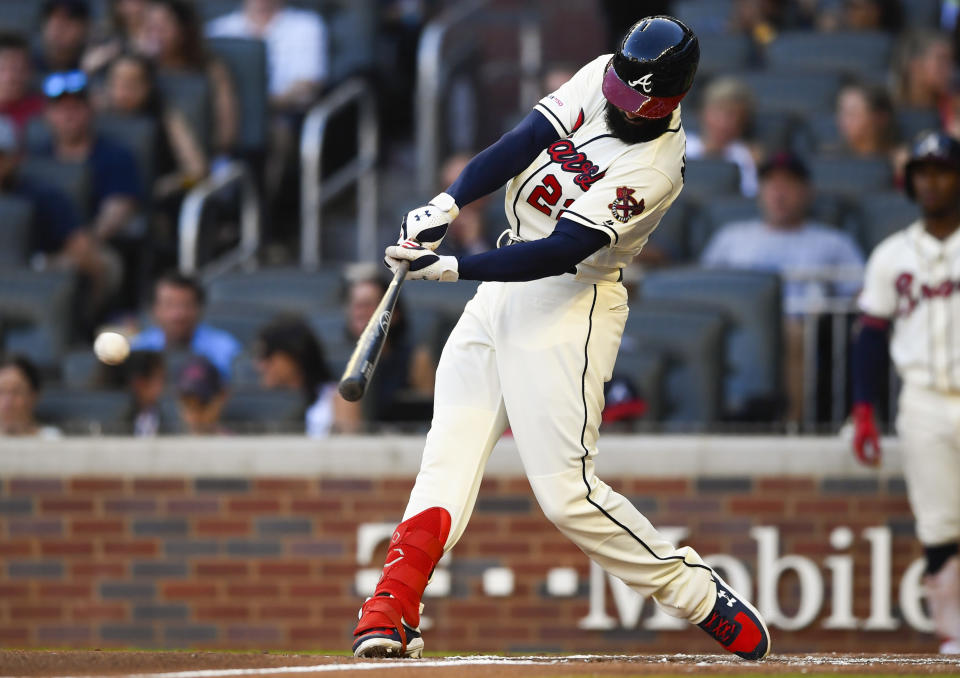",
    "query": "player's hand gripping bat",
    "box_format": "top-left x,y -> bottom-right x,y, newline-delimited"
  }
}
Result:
337,260 -> 409,401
